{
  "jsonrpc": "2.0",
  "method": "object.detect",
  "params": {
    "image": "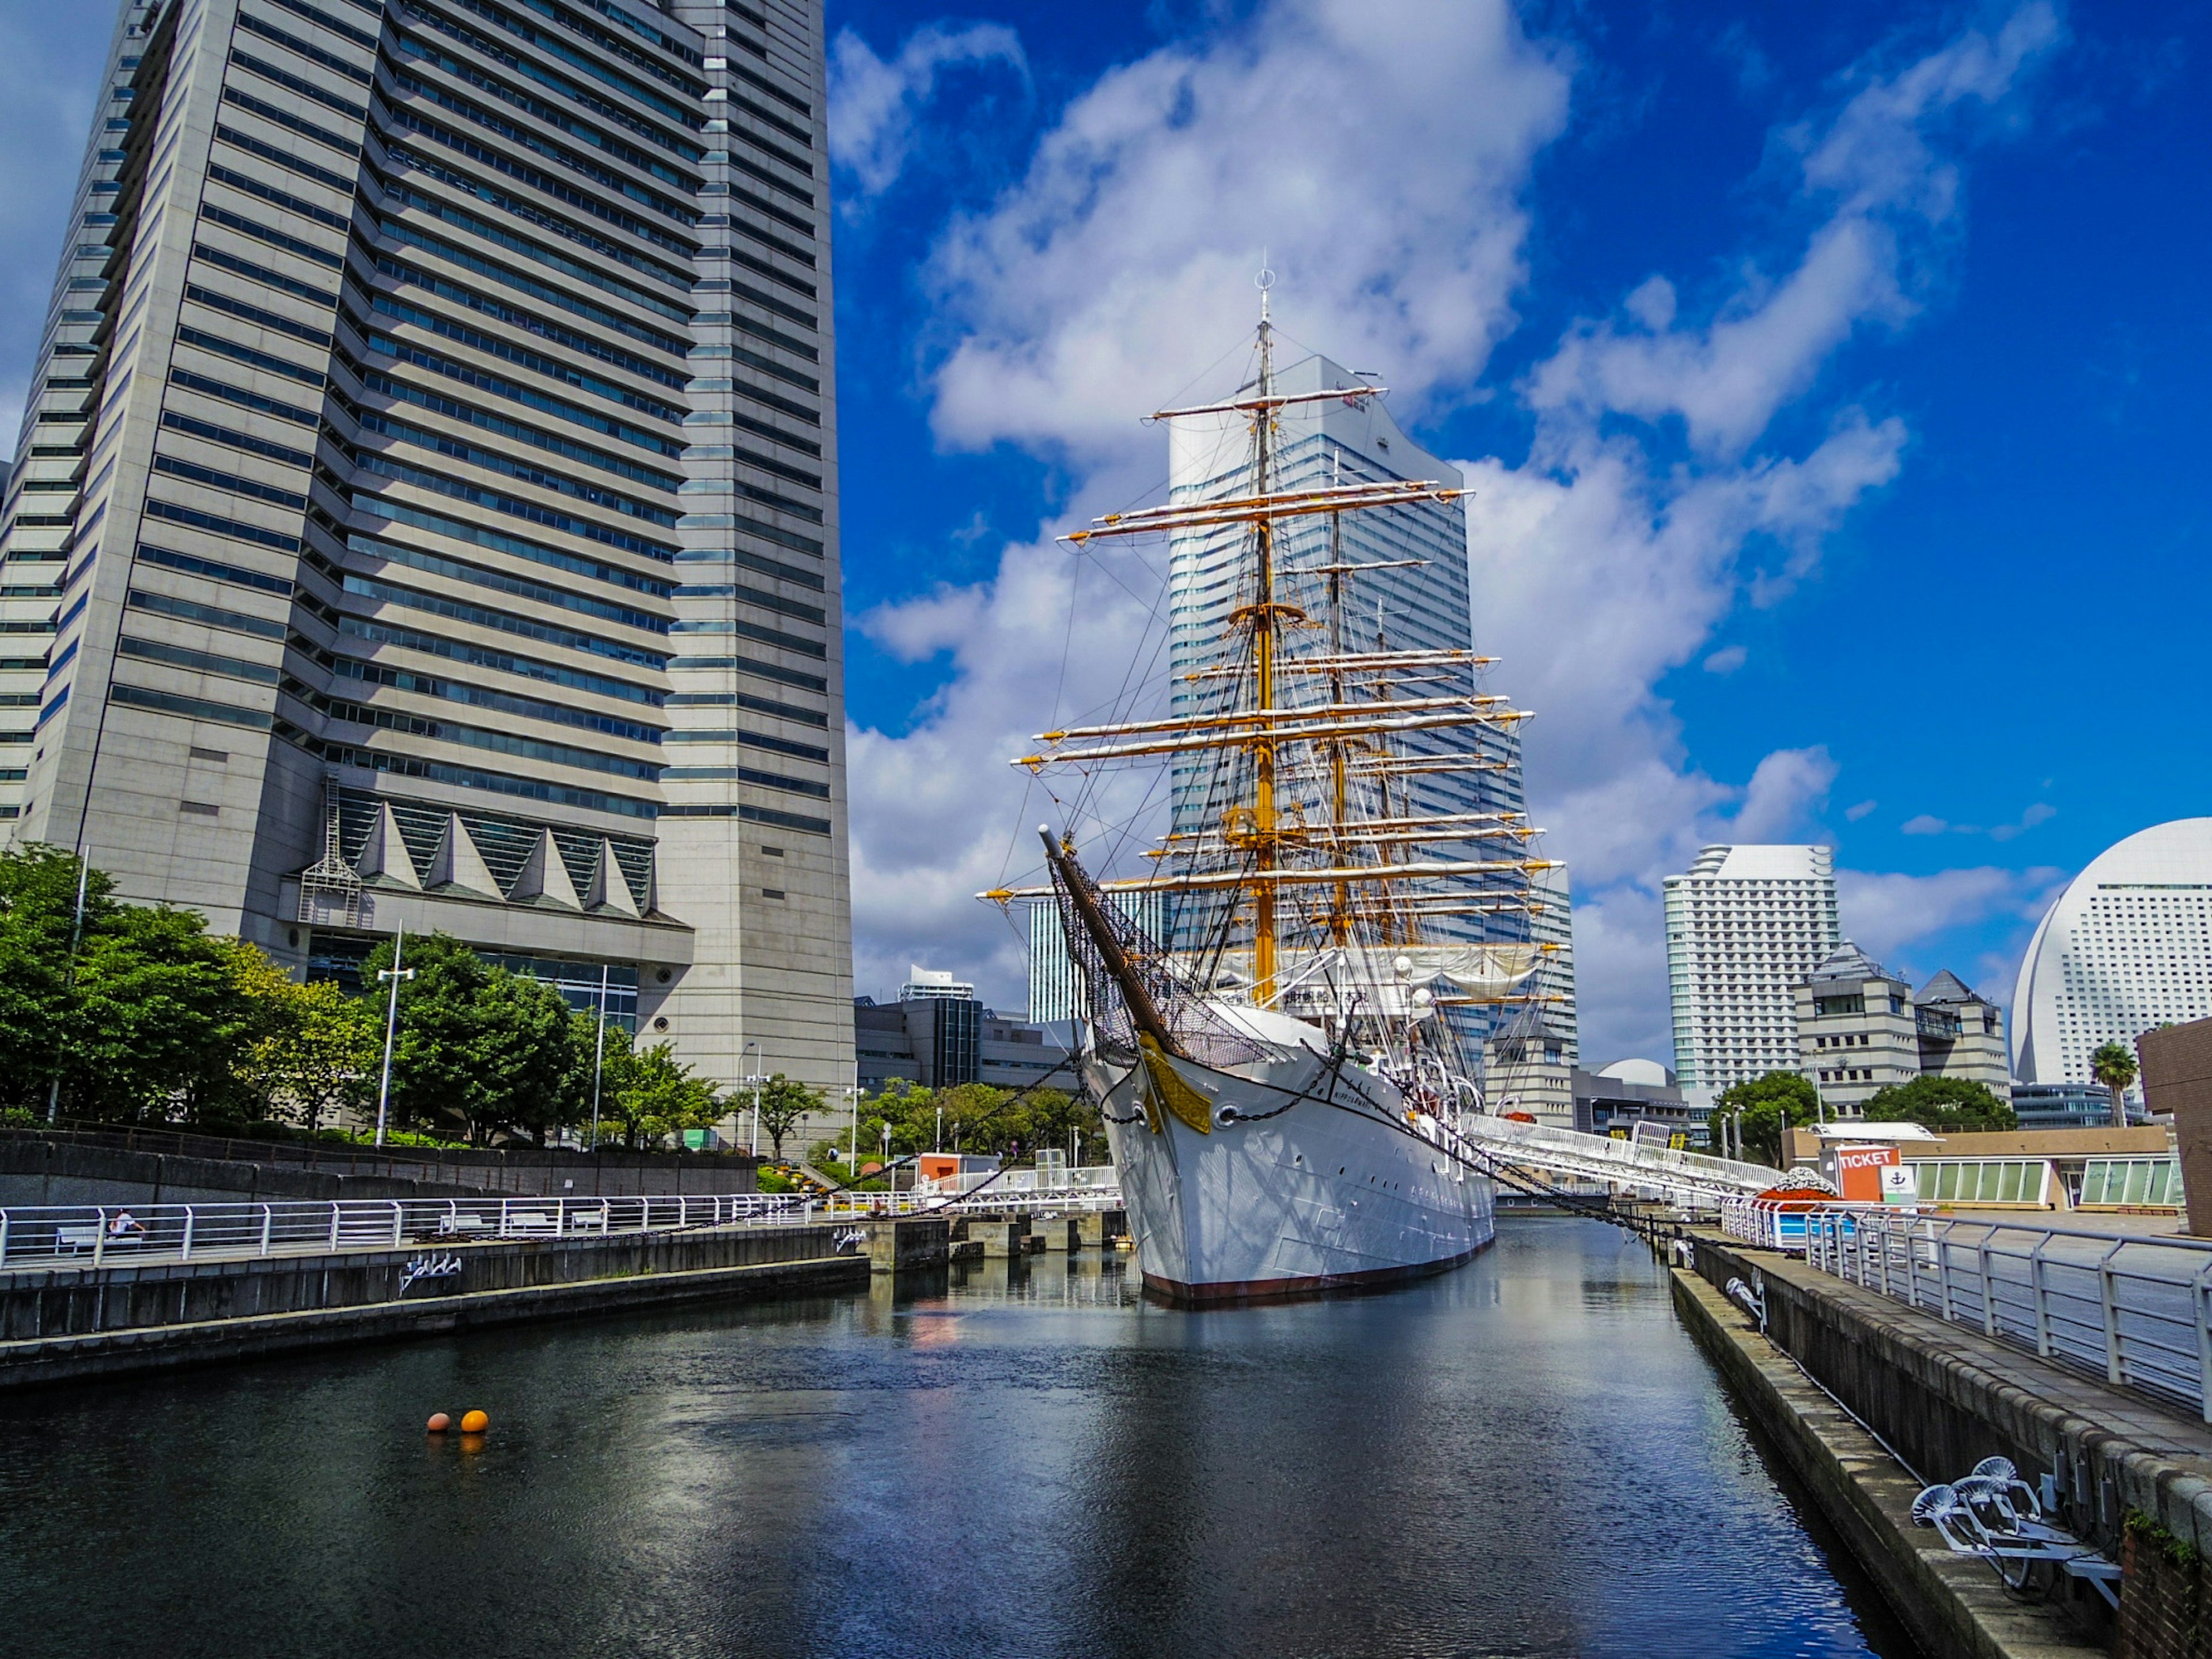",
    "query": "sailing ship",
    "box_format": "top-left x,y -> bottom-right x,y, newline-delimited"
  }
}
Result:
986,280 -> 1559,1302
